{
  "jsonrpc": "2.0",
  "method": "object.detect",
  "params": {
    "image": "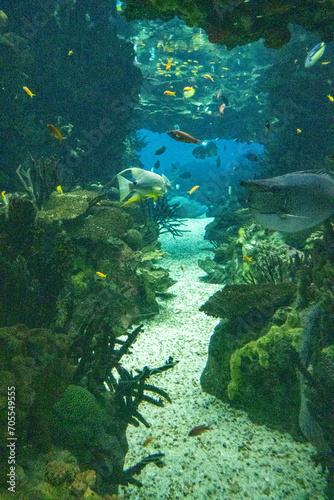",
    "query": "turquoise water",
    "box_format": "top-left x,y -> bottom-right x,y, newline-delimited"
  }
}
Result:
0,2 -> 333,499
